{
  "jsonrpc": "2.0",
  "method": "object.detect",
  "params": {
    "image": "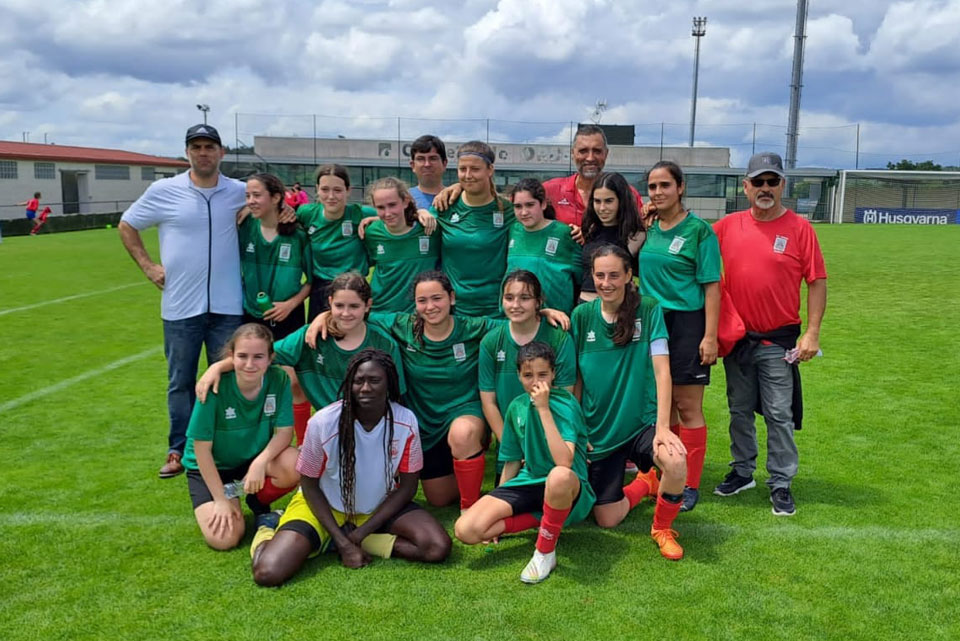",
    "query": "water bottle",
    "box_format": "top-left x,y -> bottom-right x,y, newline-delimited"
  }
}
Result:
223,480 -> 245,499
